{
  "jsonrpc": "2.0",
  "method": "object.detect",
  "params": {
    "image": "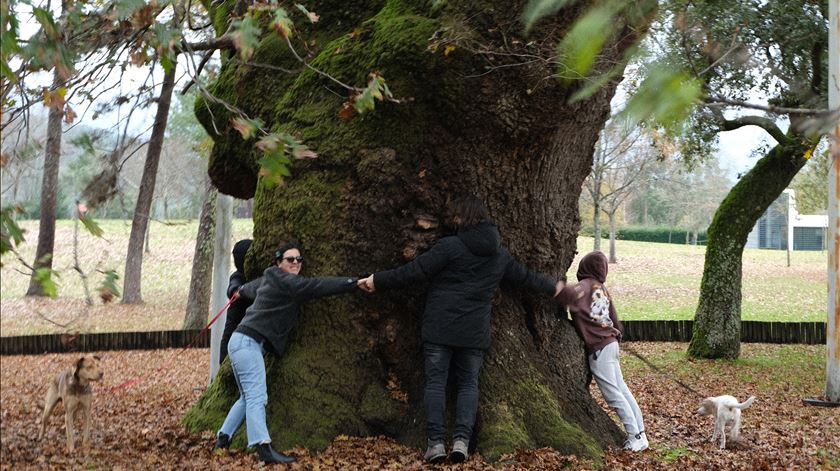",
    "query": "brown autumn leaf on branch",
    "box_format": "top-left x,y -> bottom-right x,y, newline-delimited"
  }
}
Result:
62,105 -> 76,124
41,87 -> 66,109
